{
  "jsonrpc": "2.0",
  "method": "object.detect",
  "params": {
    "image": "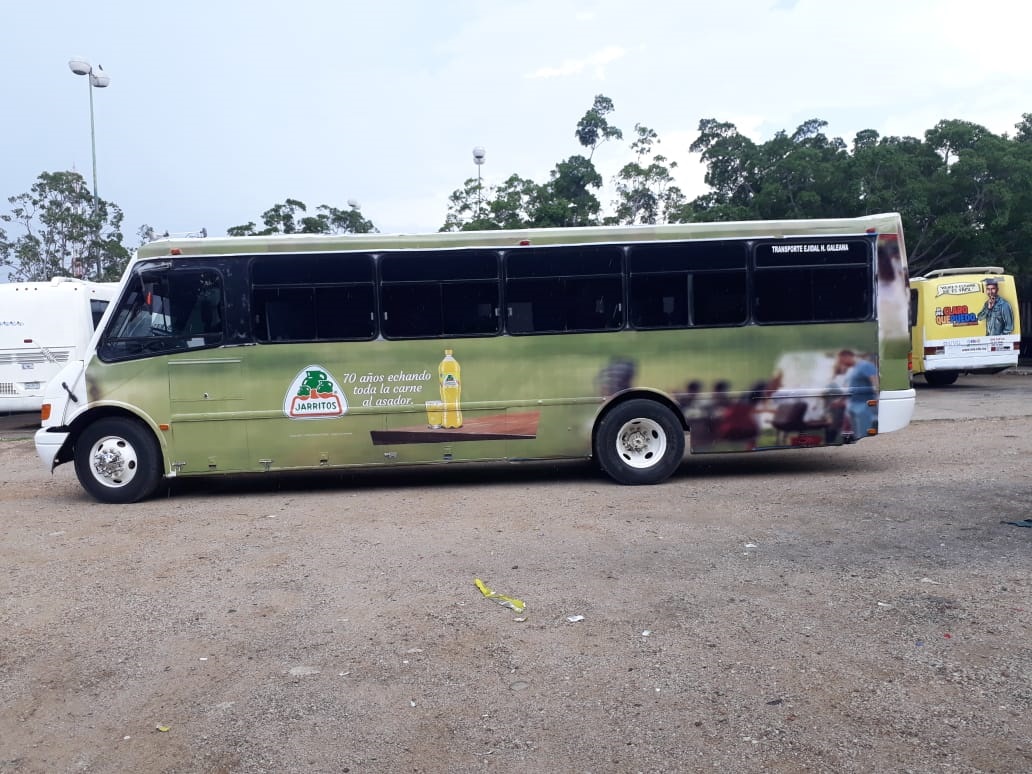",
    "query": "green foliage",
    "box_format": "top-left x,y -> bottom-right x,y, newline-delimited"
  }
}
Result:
683,113 -> 1032,277
611,124 -> 685,225
441,158 -> 604,231
0,171 -> 129,282
228,199 -> 376,236
575,94 -> 623,159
